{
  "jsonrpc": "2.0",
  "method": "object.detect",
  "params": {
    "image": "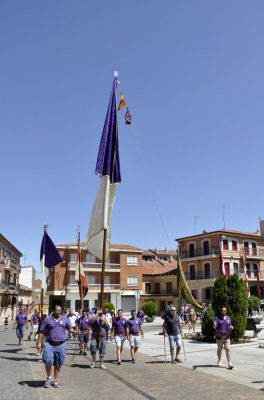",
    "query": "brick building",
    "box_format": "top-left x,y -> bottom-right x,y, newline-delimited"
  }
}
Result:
46,242 -> 143,313
176,221 -> 264,303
